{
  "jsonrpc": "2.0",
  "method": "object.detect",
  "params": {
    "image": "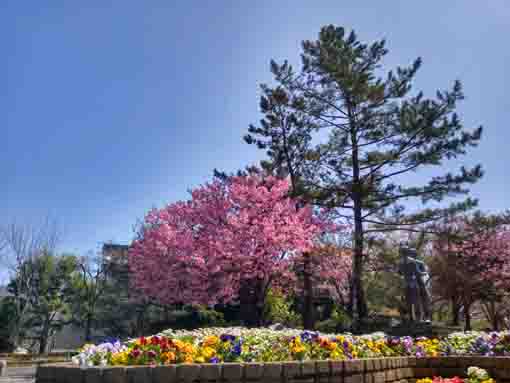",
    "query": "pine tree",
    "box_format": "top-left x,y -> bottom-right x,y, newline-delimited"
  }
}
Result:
245,25 -> 483,326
